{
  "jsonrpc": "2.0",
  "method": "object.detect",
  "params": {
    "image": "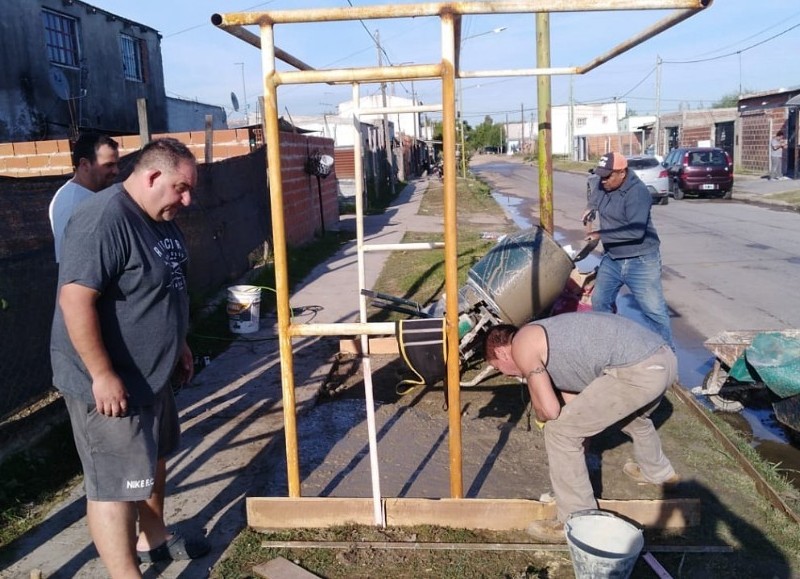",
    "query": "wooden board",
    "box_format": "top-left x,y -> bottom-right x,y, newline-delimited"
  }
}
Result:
246,497 -> 700,531
339,337 -> 399,355
253,556 -> 320,579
